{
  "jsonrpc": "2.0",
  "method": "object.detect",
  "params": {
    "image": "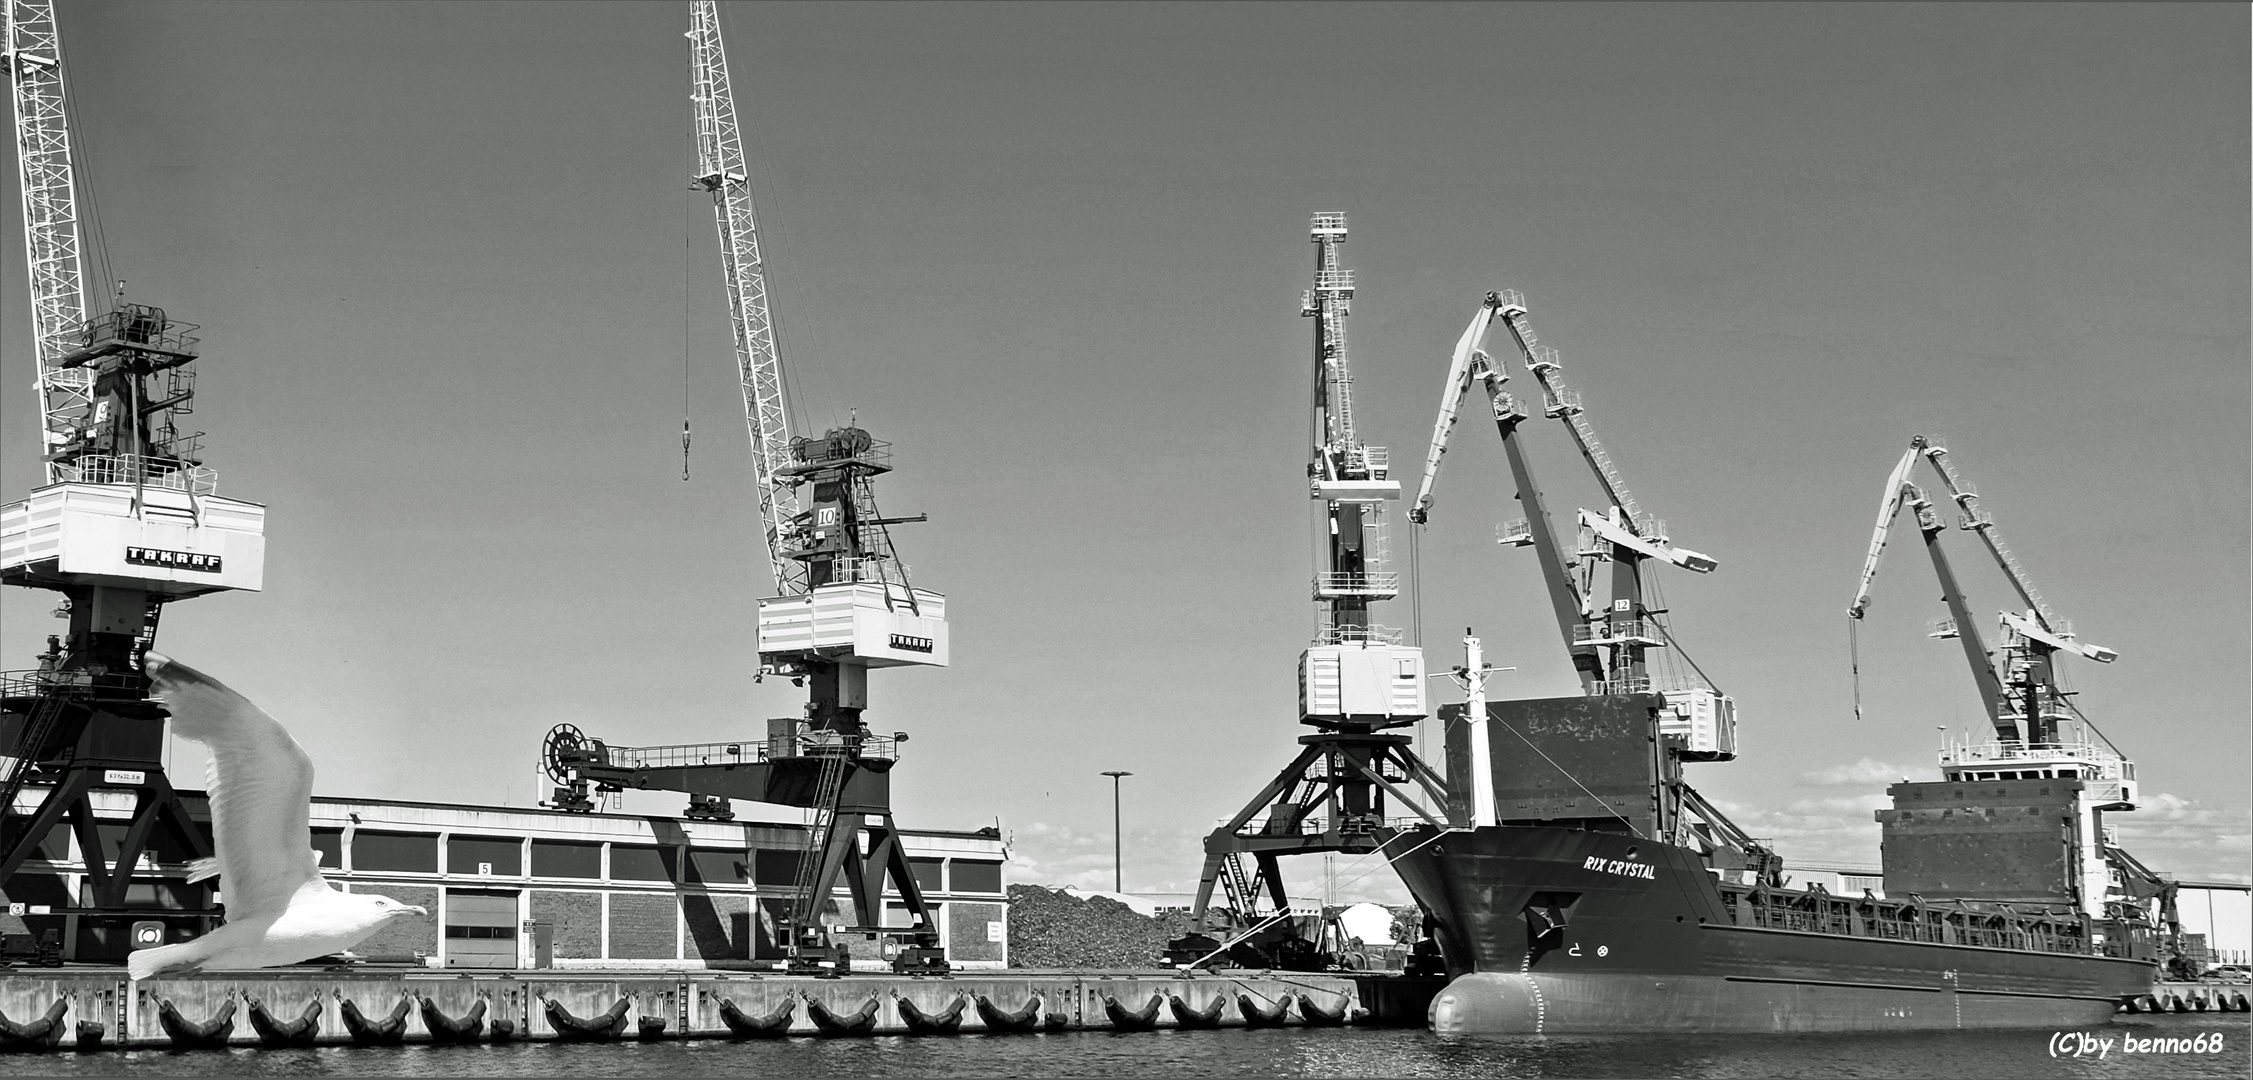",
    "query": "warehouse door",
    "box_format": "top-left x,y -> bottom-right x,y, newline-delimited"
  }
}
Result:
445,889 -> 521,969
